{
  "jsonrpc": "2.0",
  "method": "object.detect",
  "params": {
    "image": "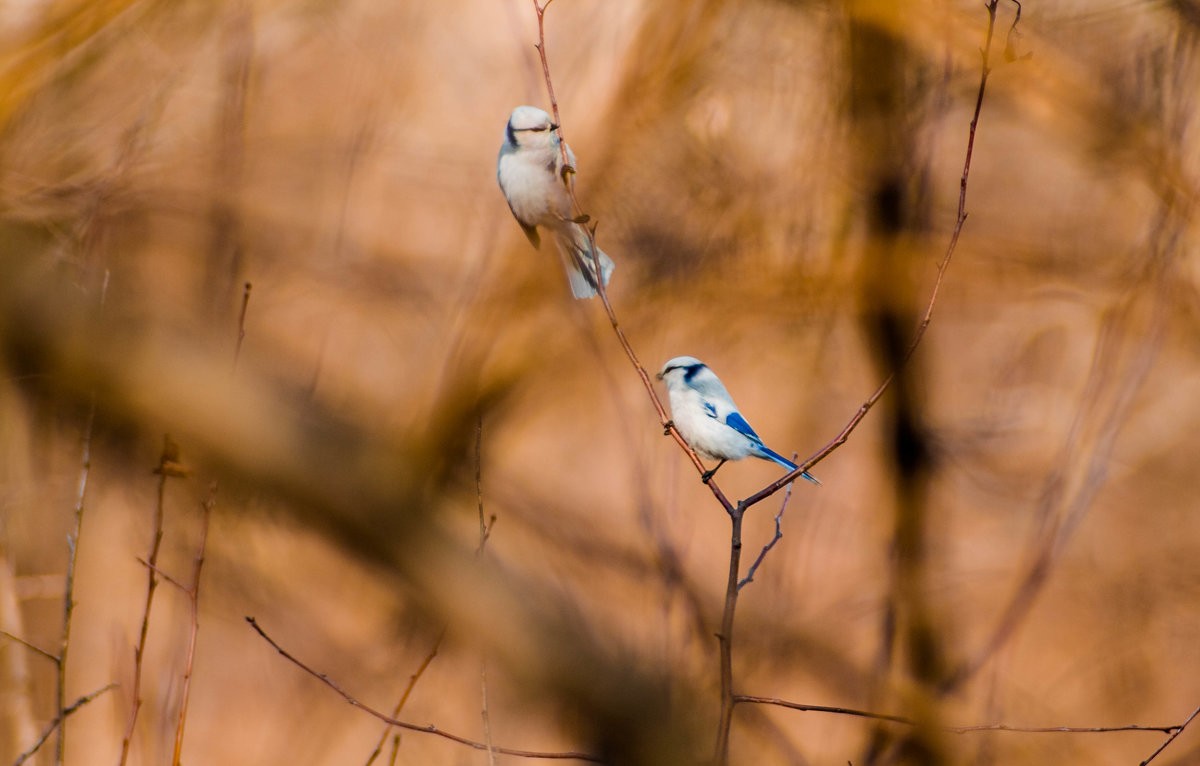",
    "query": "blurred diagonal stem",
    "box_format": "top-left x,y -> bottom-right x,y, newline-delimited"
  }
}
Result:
942,154 -> 1179,695
167,280 -> 249,764
743,0 -> 1005,514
